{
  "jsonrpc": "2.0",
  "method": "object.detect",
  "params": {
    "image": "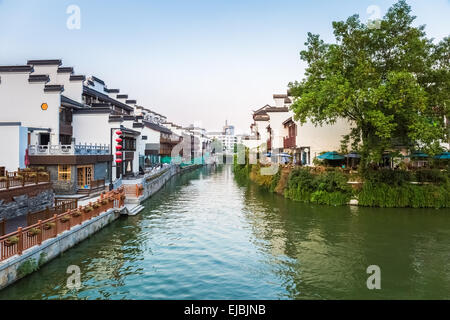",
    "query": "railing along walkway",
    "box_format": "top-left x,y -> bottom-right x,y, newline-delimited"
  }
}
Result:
0,187 -> 125,263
